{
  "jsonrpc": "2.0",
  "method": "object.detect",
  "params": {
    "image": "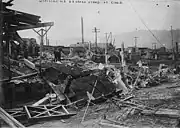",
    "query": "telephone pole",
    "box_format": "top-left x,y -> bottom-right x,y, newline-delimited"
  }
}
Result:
81,17 -> 84,44
92,27 -> 100,53
175,42 -> 179,58
105,33 -> 108,64
45,27 -> 48,45
134,36 -> 138,52
171,26 -> 175,60
33,26 -> 52,74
